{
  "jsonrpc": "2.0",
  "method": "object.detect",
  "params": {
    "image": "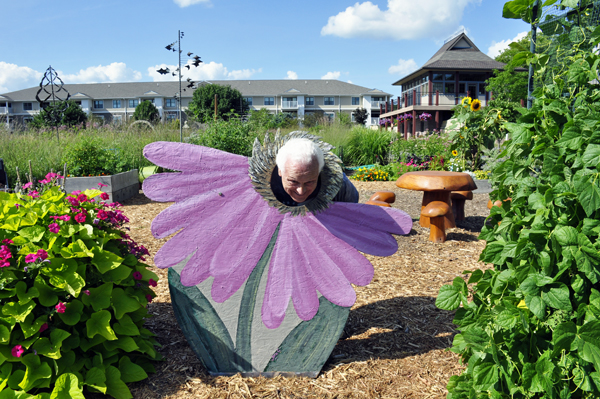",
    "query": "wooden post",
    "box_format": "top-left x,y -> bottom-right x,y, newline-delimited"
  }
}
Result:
436,90 -> 439,106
